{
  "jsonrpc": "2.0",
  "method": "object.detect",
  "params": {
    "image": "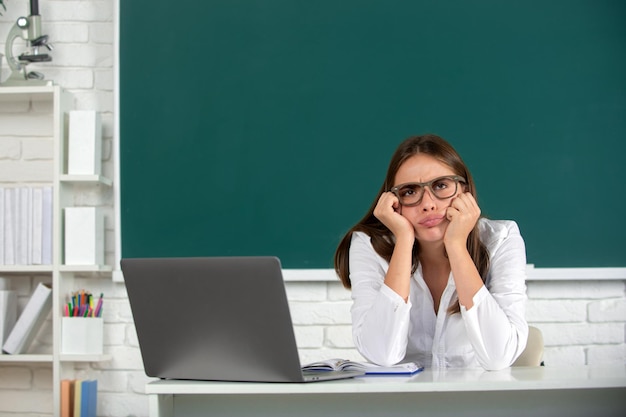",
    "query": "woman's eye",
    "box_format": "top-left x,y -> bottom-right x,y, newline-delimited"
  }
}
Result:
400,186 -> 418,197
432,180 -> 449,190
